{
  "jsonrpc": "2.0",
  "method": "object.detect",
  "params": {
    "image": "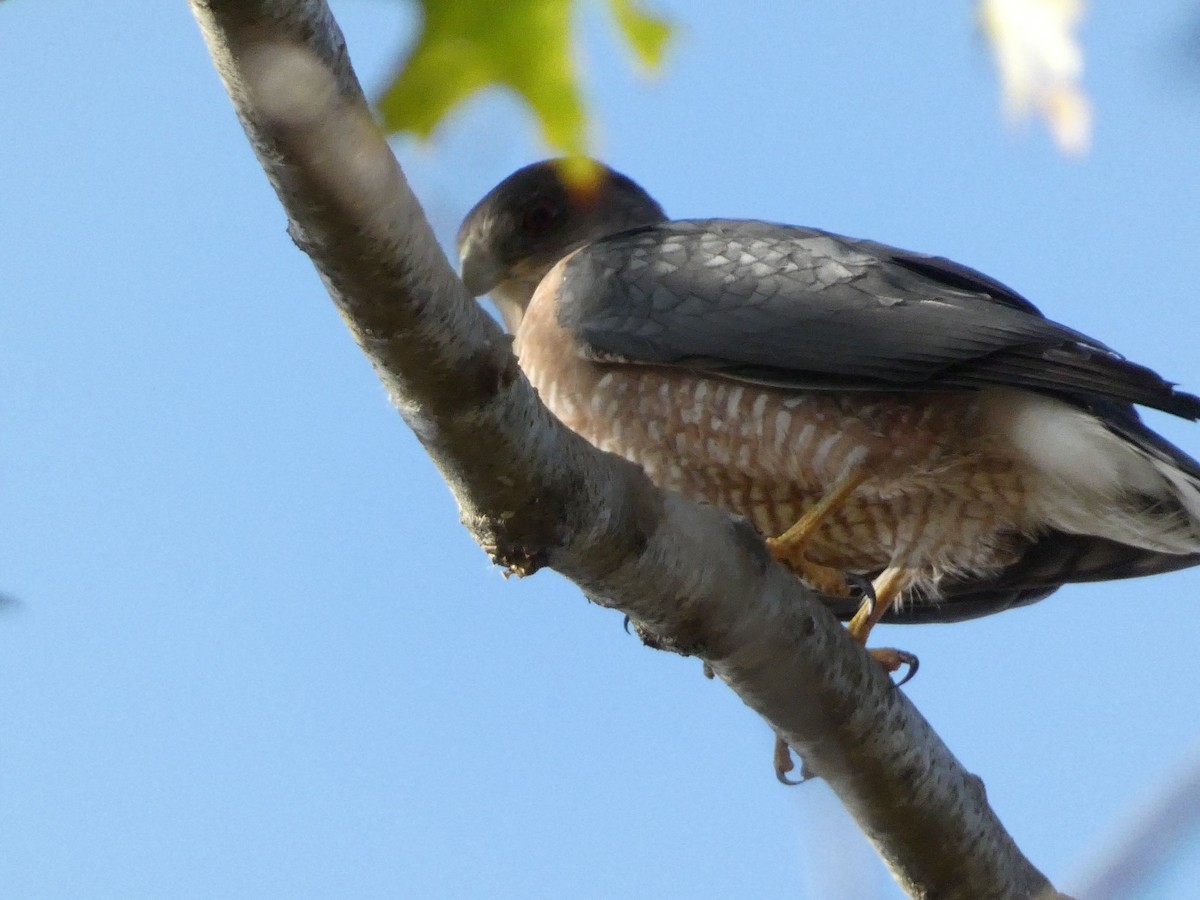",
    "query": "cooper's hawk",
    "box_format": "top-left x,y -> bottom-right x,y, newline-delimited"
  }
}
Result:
457,158 -> 1200,647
